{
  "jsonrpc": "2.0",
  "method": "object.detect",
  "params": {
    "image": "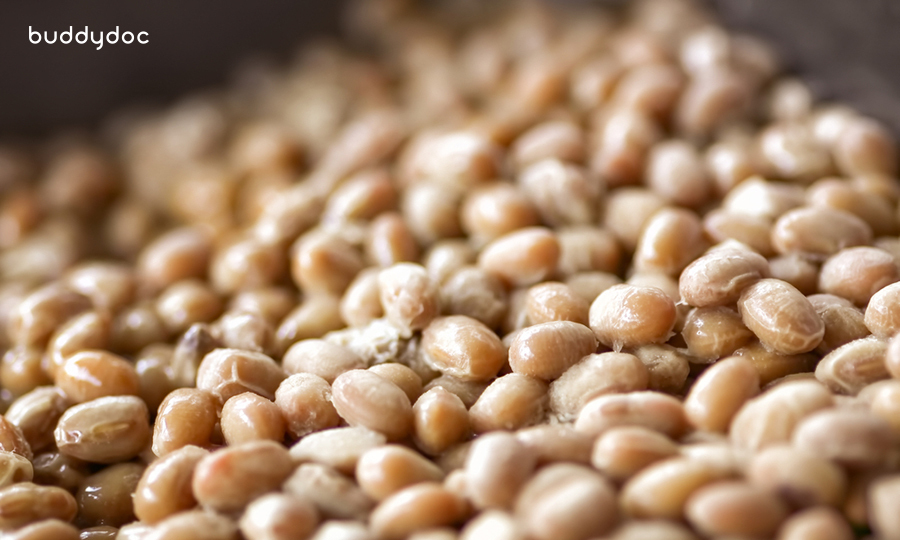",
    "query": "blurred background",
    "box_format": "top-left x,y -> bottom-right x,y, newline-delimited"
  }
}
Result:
1,0 -> 899,136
